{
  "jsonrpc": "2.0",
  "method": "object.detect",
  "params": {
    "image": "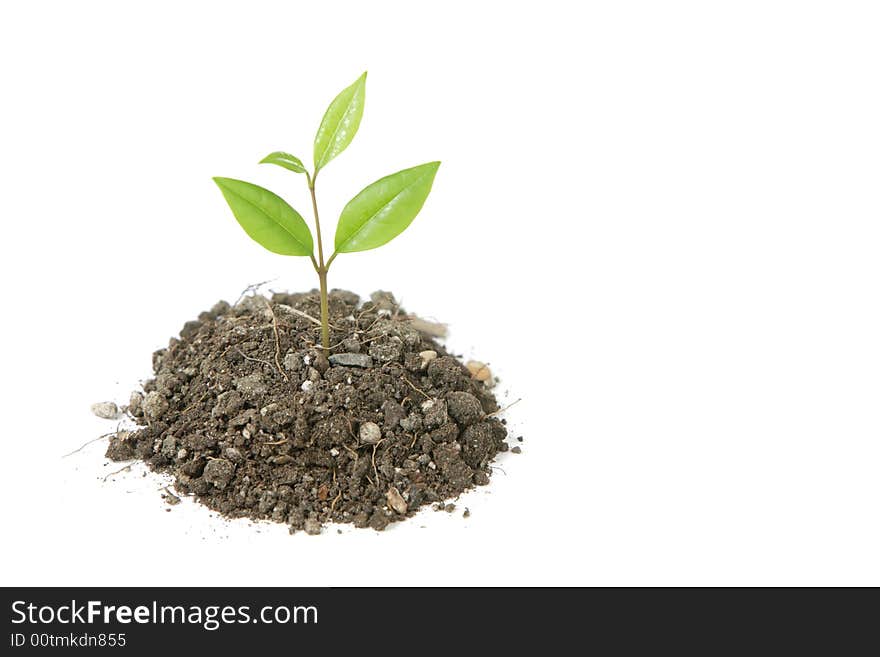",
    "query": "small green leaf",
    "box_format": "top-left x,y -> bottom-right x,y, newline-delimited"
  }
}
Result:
259,151 -> 306,174
213,177 -> 313,256
334,162 -> 440,254
313,72 -> 367,172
